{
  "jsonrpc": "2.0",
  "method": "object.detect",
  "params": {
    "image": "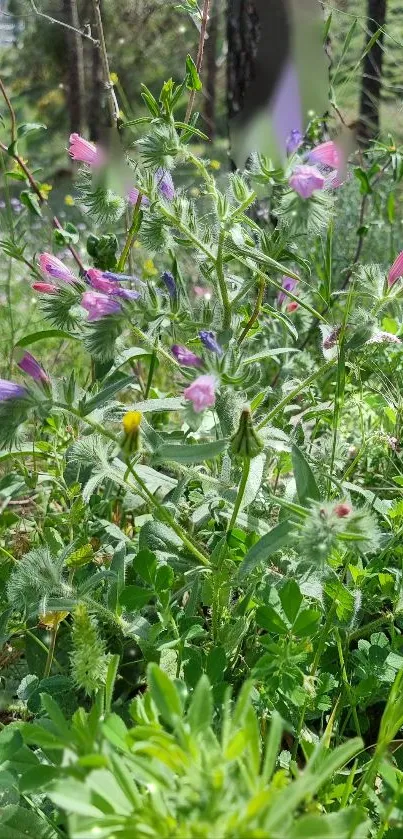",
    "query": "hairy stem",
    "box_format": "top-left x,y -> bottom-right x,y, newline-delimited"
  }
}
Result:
184,0 -> 211,124
228,458 -> 250,530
